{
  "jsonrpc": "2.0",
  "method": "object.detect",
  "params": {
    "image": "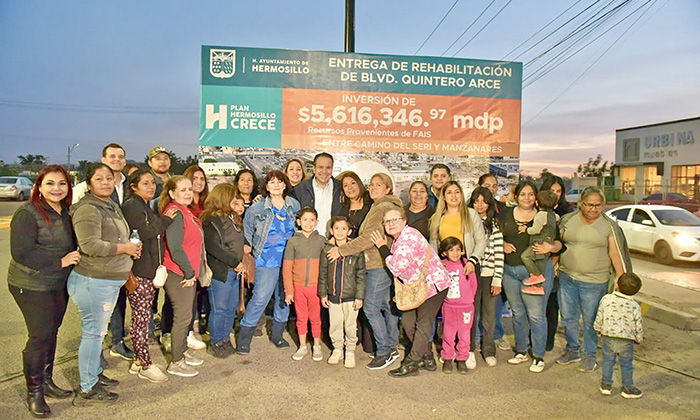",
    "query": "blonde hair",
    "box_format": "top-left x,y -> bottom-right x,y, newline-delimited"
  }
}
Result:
201,183 -> 242,224
158,175 -> 190,214
371,173 -> 393,195
428,180 -> 473,241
